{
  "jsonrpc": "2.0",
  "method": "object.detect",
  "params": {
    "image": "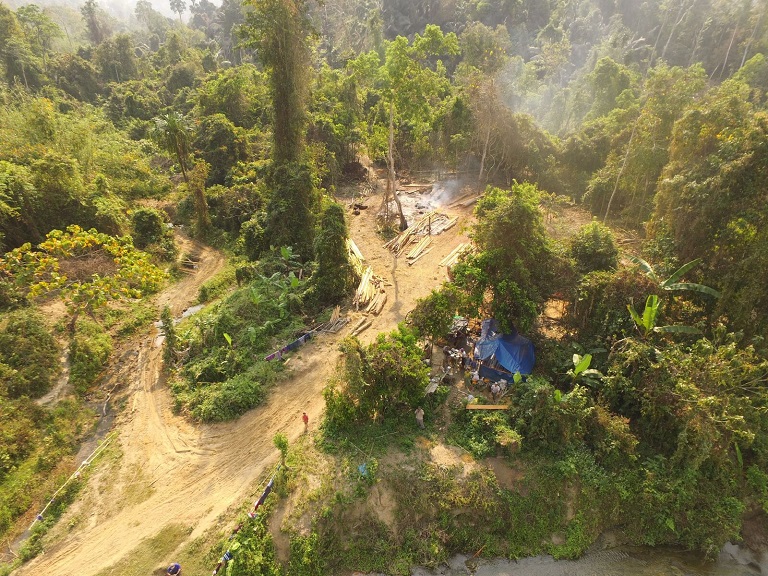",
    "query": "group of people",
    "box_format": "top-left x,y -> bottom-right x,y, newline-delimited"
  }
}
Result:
442,343 -> 477,374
